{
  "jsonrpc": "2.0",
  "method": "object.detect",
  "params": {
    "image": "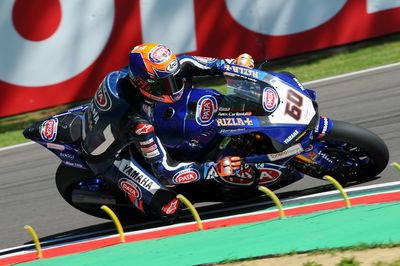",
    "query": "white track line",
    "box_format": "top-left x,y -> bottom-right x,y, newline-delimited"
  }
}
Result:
304,62 -> 400,86
1,62 -> 400,152
283,180 -> 400,201
0,141 -> 34,152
